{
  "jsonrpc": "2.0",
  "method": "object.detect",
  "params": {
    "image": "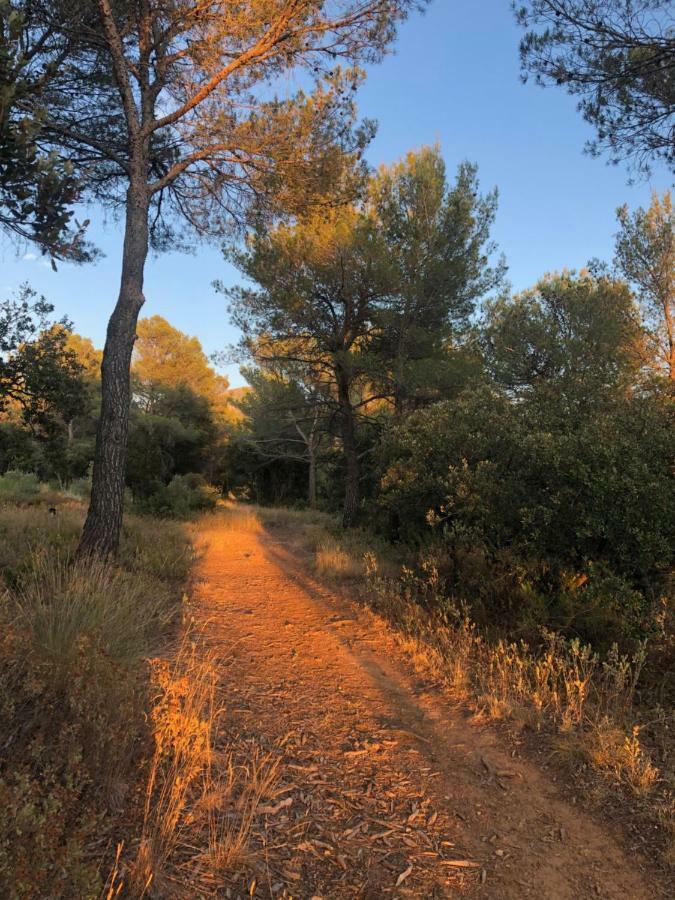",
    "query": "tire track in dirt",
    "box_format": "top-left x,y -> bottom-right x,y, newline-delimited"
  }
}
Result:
192,511 -> 660,899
